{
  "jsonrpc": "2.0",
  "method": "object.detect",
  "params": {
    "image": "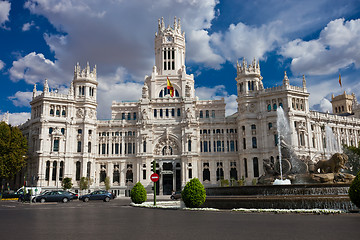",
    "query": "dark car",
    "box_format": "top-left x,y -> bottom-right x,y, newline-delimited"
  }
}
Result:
79,190 -> 114,202
35,190 -> 73,203
170,191 -> 181,200
67,191 -> 78,200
